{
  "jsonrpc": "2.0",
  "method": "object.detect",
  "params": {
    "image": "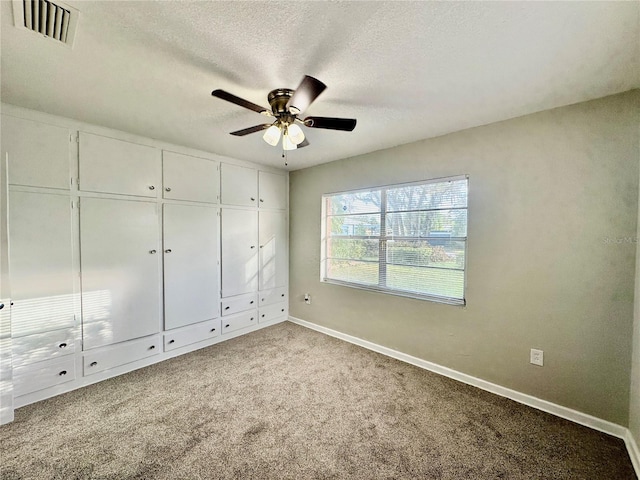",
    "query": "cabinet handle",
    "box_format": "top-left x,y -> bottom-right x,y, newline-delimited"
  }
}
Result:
261,314 -> 265,318
225,324 -> 230,328
259,245 -> 263,249
250,301 -> 254,304
250,245 -> 255,249
0,303 -> 4,310
149,185 -> 155,190
281,309 -> 285,312
168,339 -> 175,344
250,317 -> 254,321
224,306 -> 230,310
210,328 -> 216,332
165,249 -> 172,253
149,345 -> 155,350
165,187 -> 171,192
259,199 -> 264,203
149,250 -> 157,254
281,294 -> 285,297
250,197 -> 255,202
59,343 -> 67,349
90,361 -> 97,367
59,370 -> 67,376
